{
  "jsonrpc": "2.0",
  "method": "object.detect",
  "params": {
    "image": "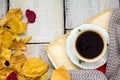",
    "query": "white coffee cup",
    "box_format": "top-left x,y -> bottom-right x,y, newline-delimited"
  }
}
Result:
73,29 -> 107,62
